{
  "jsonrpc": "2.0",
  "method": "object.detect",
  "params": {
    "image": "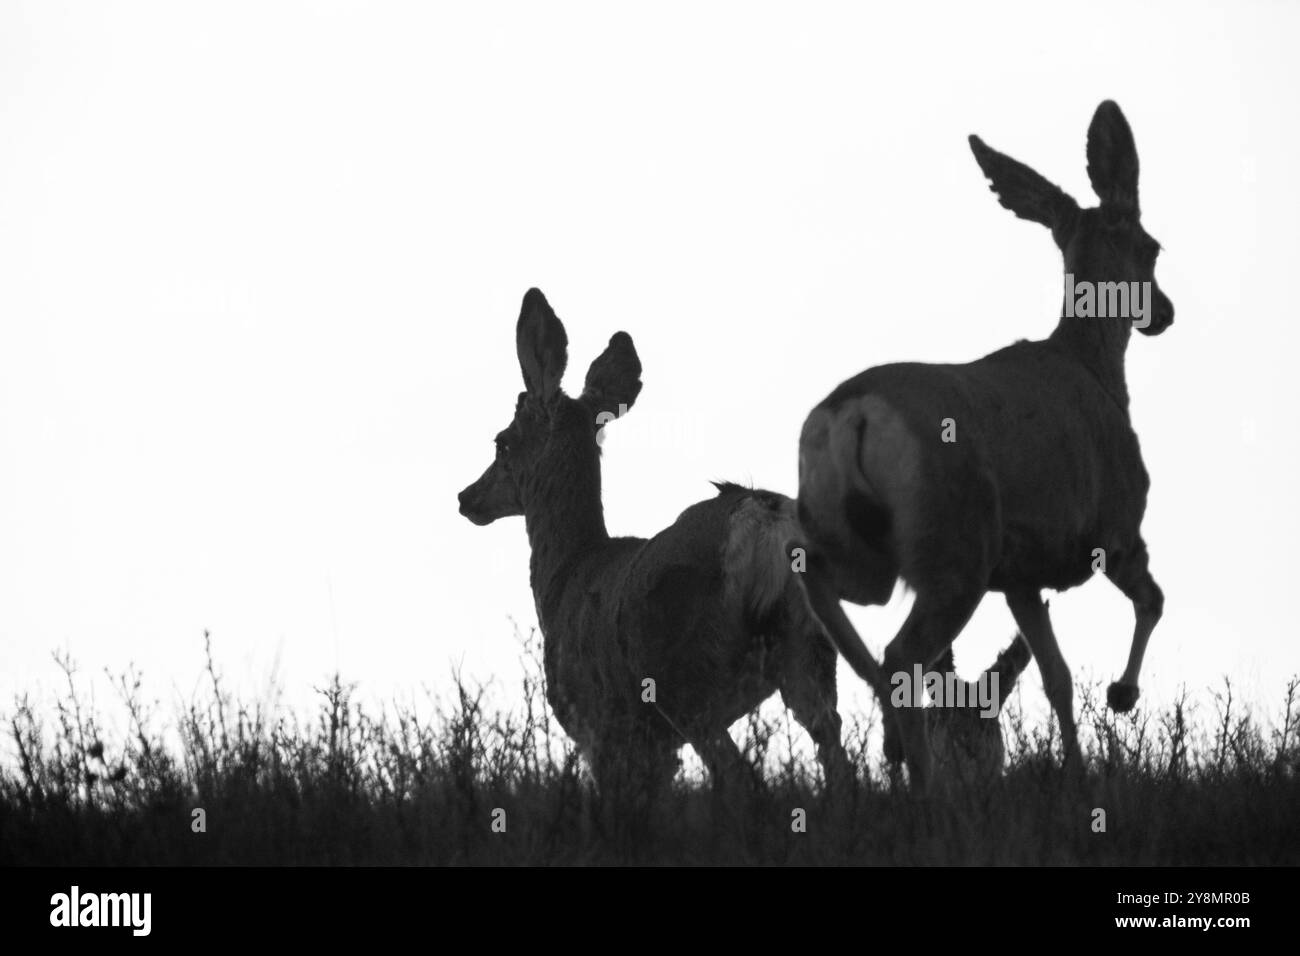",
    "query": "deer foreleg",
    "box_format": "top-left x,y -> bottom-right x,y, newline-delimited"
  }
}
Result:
1104,542 -> 1164,712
